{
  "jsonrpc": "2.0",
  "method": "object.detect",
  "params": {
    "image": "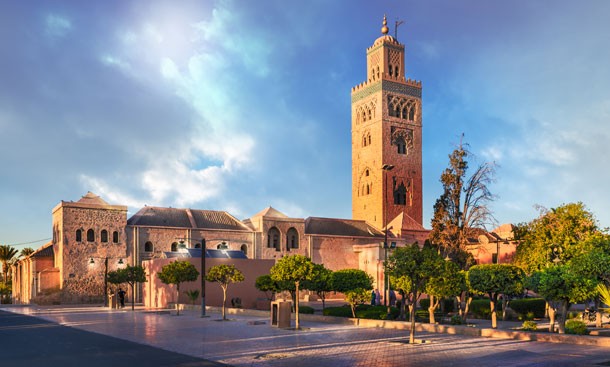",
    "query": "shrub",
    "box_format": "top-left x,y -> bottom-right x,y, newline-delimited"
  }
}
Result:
565,319 -> 588,335
469,299 -> 495,319
298,305 -> 315,314
521,320 -> 537,331
323,305 -> 400,319
450,314 -> 463,325
323,305 -> 353,317
356,305 -> 400,320
509,298 -> 546,319
419,298 -> 455,313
